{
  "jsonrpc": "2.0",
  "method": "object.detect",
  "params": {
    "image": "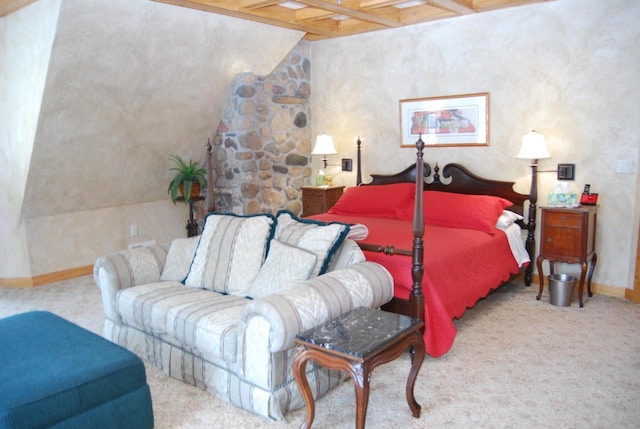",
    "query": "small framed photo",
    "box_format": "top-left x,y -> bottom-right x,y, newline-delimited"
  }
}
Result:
399,92 -> 489,148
